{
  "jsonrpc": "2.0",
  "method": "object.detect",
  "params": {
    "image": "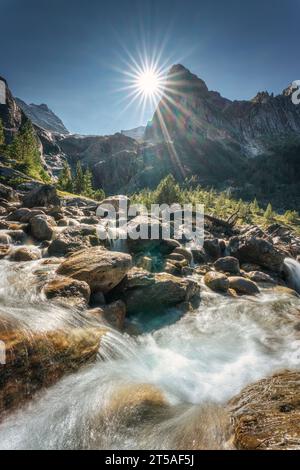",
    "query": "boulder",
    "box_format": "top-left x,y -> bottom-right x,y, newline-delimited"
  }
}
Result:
57,247 -> 132,293
79,216 -> 100,225
10,246 -> 41,262
30,215 -> 55,241
43,276 -> 91,308
204,271 -> 229,292
229,371 -> 300,450
173,247 -> 193,264
48,225 -> 100,257
228,235 -> 287,273
0,245 -> 11,259
203,238 -> 222,260
6,229 -> 27,244
119,268 -> 200,313
87,300 -> 126,329
97,195 -> 130,213
246,271 -> 275,284
20,209 -> 45,223
214,256 -> 240,275
0,233 -> 11,245
0,327 -> 107,416
102,383 -> 167,425
228,276 -> 260,295
0,183 -> 19,202
22,184 -> 61,208
6,207 -> 32,222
